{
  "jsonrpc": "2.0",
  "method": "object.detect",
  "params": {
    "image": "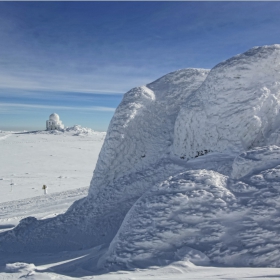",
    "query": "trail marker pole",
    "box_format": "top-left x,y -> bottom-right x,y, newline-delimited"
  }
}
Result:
10,180 -> 14,192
